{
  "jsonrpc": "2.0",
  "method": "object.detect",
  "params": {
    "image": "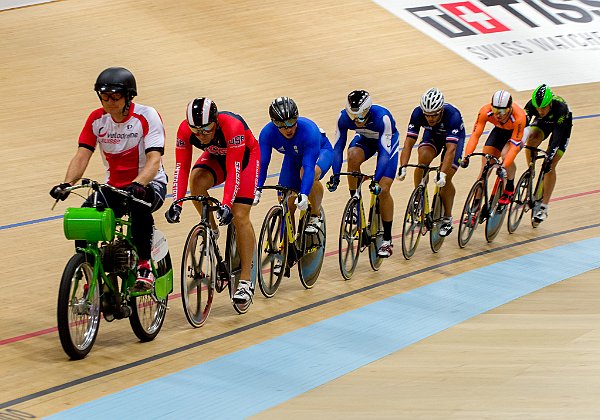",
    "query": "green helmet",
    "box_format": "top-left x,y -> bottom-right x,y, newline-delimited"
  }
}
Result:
532,84 -> 553,108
